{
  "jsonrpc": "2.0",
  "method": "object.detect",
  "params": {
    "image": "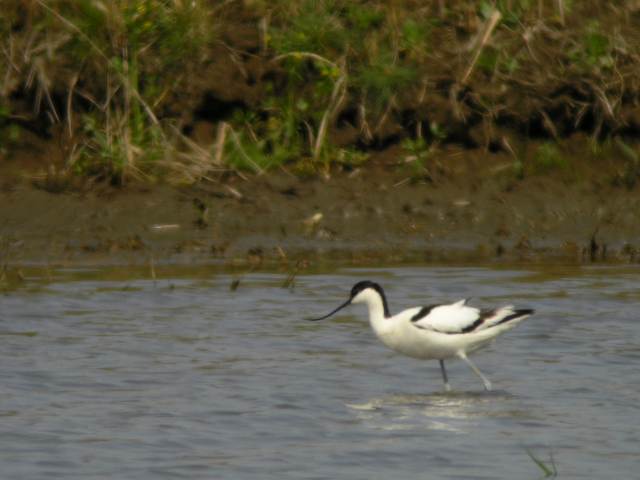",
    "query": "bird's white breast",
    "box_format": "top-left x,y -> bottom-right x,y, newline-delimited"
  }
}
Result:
372,313 -> 461,360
